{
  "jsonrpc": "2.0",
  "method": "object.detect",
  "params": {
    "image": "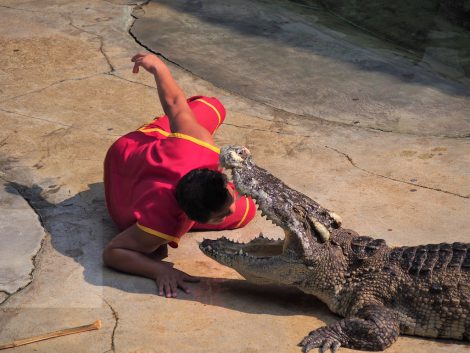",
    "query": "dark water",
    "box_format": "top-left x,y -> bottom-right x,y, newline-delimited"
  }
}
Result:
293,0 -> 470,79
